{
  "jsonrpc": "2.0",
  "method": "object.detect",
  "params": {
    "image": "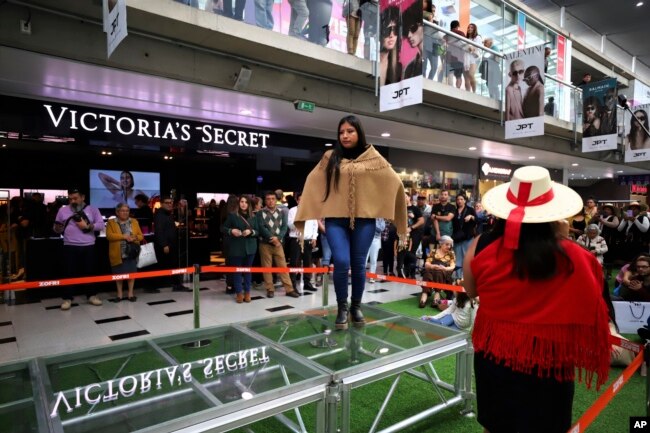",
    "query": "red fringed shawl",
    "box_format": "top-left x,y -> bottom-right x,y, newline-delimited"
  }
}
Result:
471,238 -> 611,389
